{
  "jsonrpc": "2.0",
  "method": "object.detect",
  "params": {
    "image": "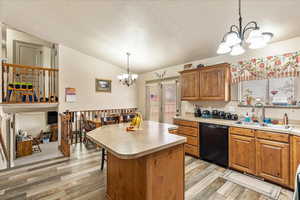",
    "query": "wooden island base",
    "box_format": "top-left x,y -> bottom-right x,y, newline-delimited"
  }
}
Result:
106,144 -> 184,200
